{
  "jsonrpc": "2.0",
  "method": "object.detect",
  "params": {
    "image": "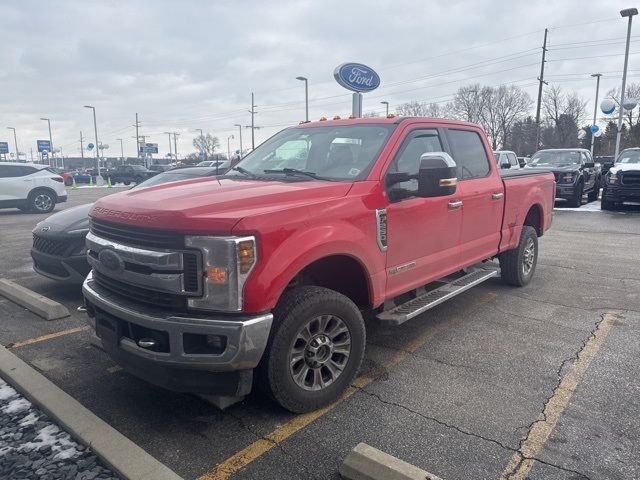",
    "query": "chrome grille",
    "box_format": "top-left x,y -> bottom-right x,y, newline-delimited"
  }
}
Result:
93,271 -> 186,310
